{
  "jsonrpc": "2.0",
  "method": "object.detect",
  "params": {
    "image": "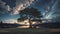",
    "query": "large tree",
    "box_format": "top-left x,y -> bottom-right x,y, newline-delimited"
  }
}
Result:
17,7 -> 42,28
